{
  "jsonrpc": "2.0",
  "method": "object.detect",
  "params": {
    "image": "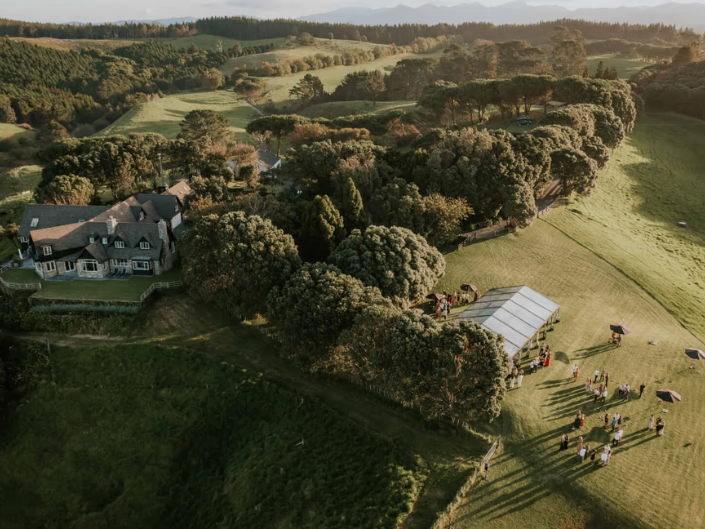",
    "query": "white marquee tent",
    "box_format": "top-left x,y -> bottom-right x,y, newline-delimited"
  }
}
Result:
456,285 -> 560,358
